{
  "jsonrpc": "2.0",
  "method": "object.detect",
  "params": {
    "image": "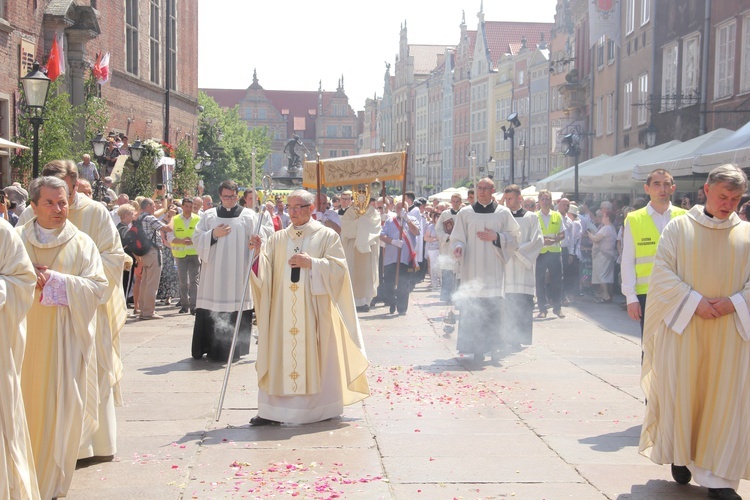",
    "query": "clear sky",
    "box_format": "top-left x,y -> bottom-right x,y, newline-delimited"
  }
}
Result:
198,0 -> 558,110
